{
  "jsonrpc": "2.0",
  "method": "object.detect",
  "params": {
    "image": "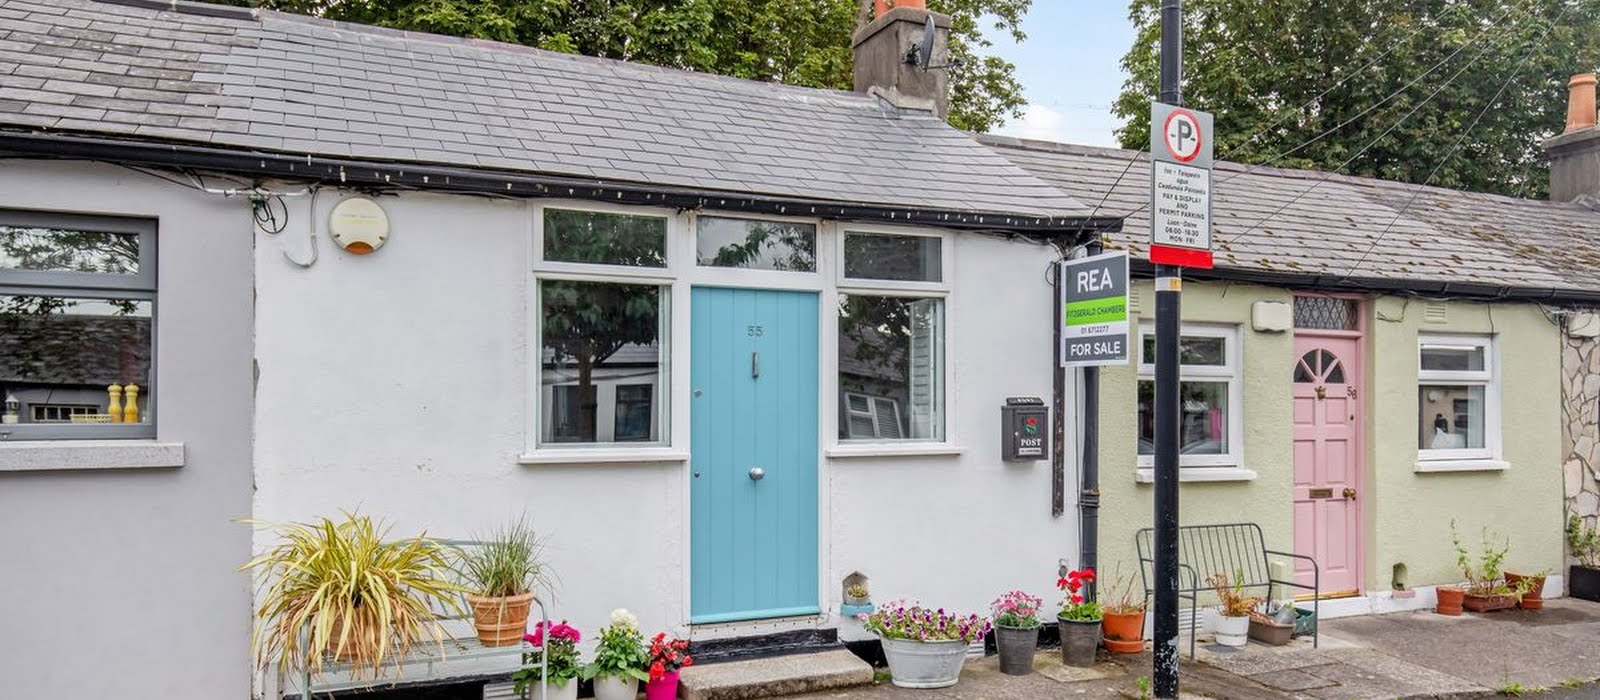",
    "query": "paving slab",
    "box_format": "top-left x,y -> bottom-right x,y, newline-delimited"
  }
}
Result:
679,649 -> 873,700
